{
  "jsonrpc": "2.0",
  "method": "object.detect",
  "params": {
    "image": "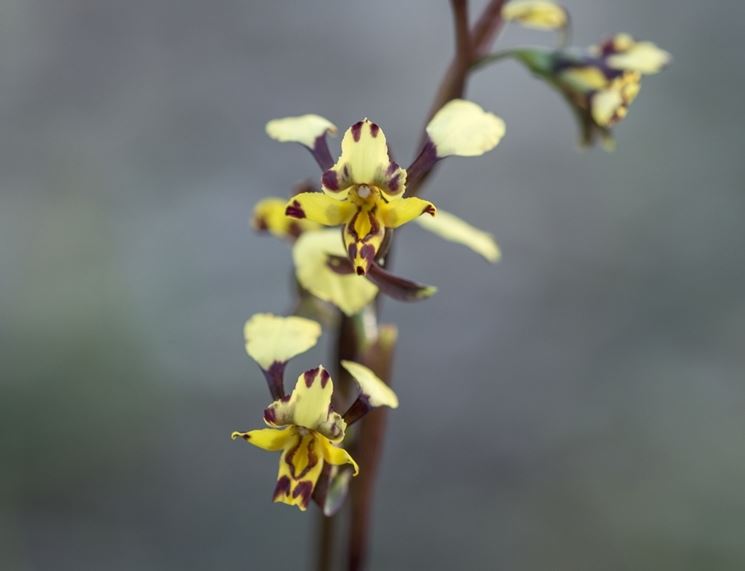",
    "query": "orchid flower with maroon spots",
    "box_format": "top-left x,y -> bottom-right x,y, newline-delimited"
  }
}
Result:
273,99 -> 505,276
234,313 -> 398,510
232,365 -> 358,511
485,35 -> 670,149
